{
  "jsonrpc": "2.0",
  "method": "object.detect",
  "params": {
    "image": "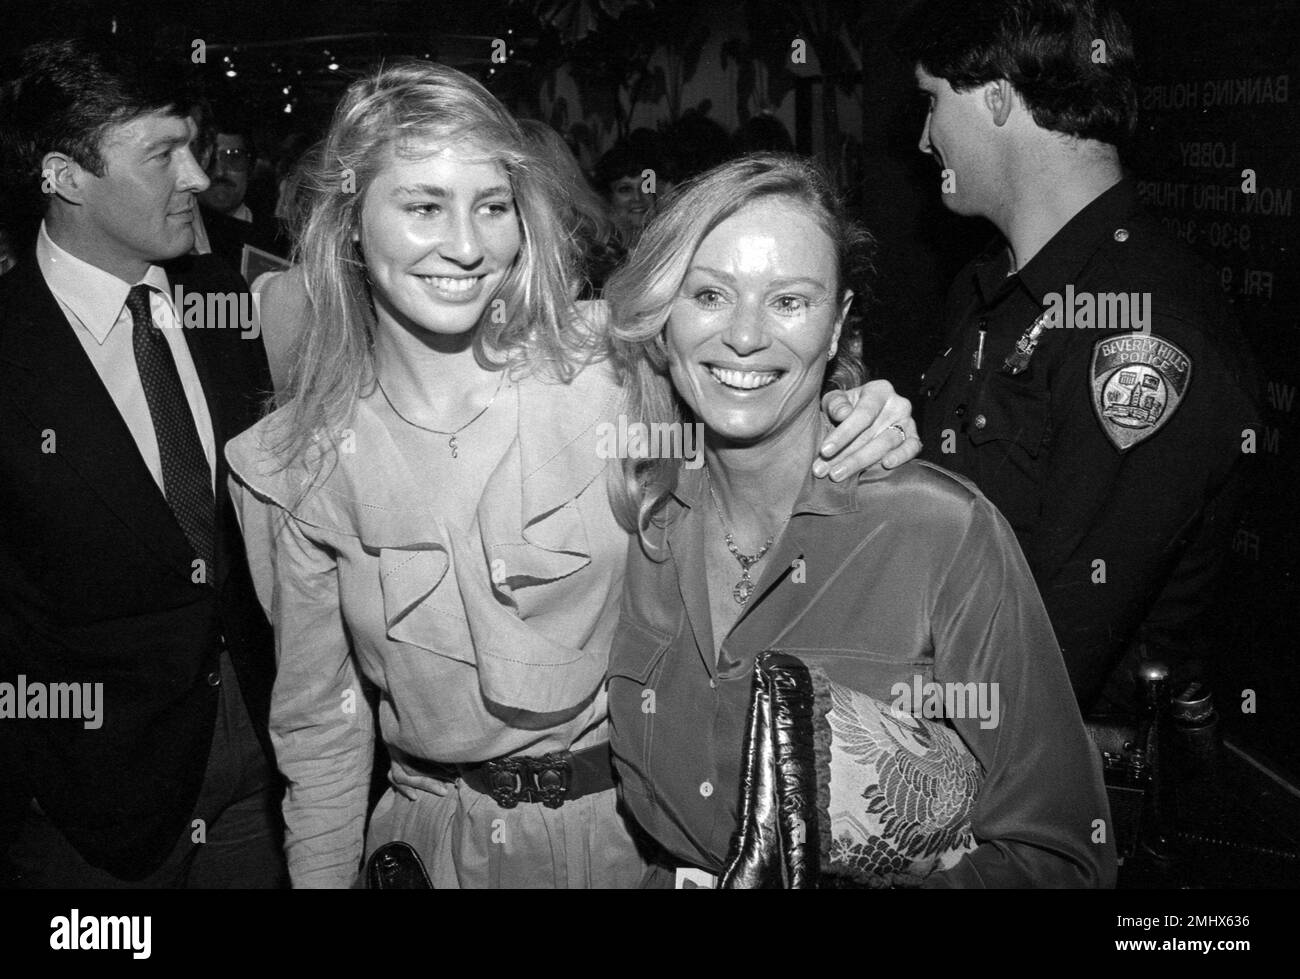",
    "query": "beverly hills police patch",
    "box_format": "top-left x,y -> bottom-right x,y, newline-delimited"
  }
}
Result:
1091,335 -> 1192,450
